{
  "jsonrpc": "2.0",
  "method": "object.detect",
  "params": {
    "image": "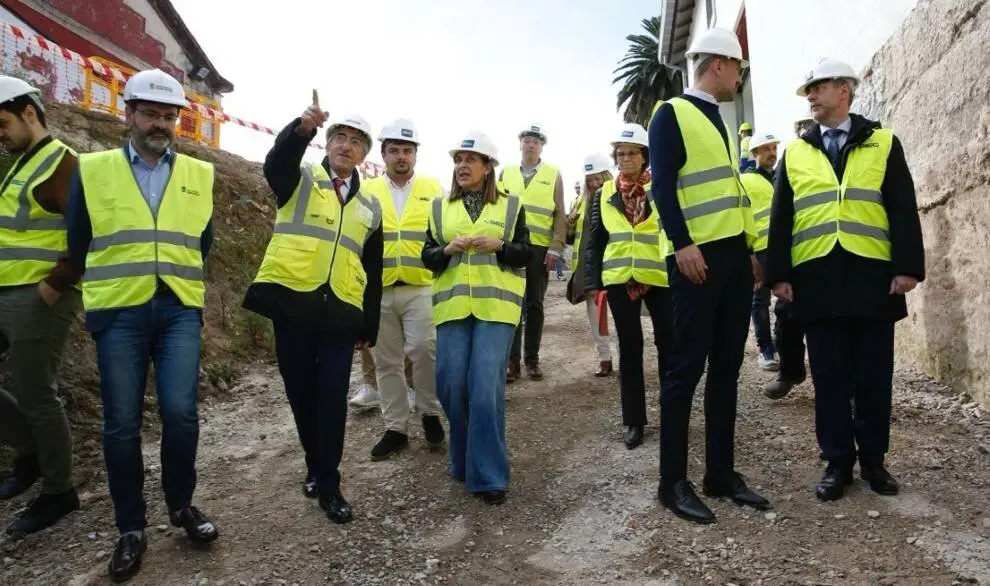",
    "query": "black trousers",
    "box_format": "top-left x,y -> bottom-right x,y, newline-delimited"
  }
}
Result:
805,318 -> 895,468
773,298 -> 807,383
606,285 -> 674,427
510,245 -> 550,364
660,237 -> 752,485
273,321 -> 355,494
